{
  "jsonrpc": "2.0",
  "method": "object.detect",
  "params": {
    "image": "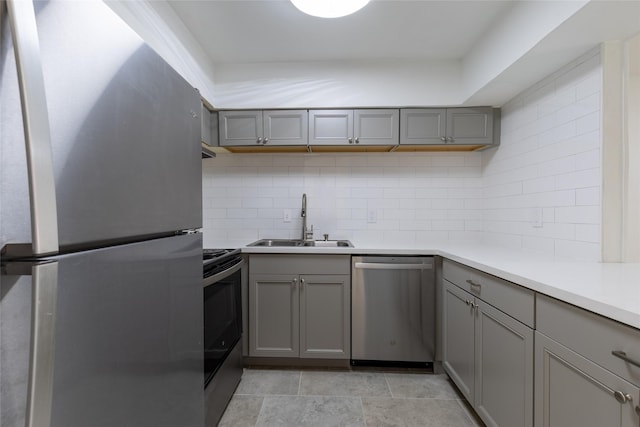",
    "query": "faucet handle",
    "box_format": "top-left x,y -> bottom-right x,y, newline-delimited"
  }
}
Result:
305,225 -> 314,240
323,233 -> 329,241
